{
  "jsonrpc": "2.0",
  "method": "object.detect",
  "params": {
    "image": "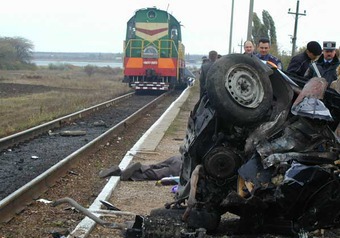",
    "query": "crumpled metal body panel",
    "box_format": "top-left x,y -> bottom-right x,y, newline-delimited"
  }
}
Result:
175,55 -> 340,236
